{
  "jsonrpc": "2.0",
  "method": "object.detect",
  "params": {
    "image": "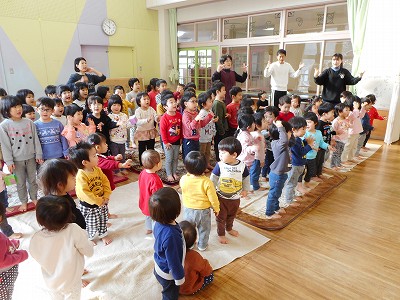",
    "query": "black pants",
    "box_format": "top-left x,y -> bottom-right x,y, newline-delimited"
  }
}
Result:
138,139 -> 155,166
363,130 -> 371,147
272,90 -> 288,108
214,133 -> 226,162
299,158 -> 317,183
316,149 -> 326,176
